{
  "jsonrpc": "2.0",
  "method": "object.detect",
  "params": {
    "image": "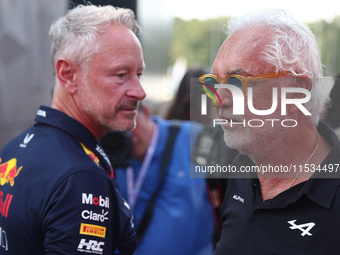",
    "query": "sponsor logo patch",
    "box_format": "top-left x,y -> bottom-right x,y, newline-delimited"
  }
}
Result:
81,144 -> 100,166
232,194 -> 244,203
20,133 -> 34,148
77,238 -> 104,254
0,158 -> 22,186
81,209 -> 109,222
80,223 -> 106,238
82,193 -> 109,208
37,109 -> 46,117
